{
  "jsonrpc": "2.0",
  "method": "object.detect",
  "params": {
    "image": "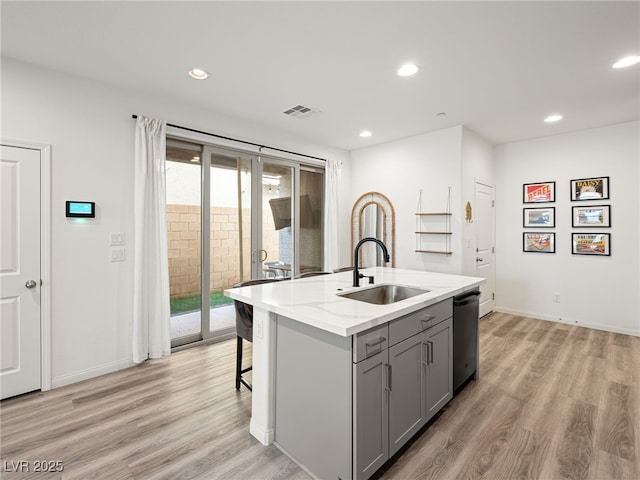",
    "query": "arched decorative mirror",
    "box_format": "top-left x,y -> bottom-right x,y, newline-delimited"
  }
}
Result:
351,192 -> 395,267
